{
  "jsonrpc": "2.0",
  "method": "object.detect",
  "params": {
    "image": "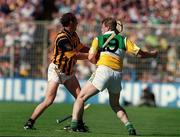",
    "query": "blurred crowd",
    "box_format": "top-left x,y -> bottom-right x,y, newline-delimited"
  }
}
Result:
0,0 -> 180,82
